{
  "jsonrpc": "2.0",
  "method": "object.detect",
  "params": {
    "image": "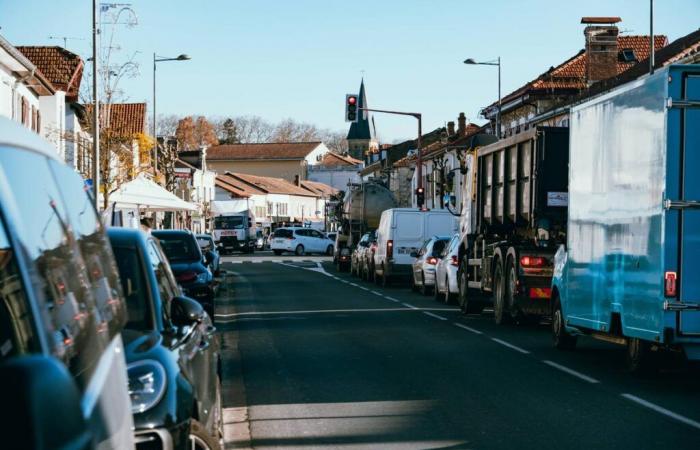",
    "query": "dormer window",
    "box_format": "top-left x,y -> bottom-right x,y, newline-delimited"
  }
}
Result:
620,48 -> 637,62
